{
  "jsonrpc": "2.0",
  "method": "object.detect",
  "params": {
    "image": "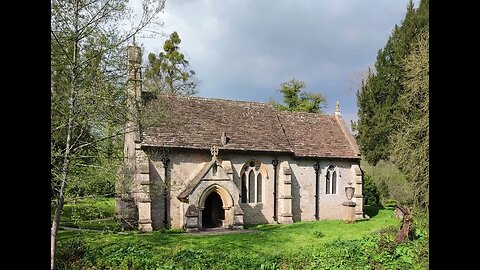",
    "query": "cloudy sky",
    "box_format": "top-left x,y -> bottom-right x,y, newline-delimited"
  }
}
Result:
138,0 -> 417,126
